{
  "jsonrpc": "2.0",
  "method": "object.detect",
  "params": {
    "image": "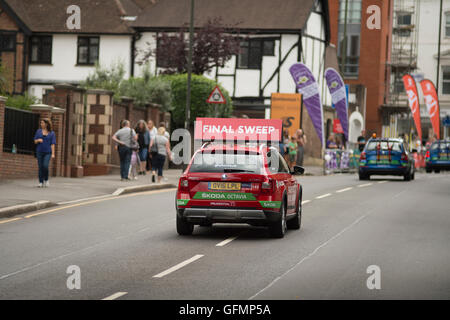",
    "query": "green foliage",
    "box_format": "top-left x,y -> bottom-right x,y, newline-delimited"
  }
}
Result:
163,74 -> 233,128
5,93 -> 39,110
81,61 -> 125,101
0,64 -> 7,93
119,76 -> 172,111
